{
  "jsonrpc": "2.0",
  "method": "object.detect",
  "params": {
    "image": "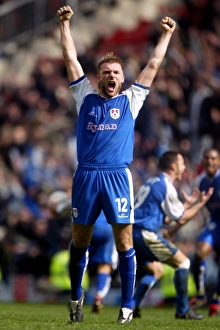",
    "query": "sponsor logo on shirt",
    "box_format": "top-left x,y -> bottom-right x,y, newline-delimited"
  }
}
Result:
87,122 -> 117,132
110,108 -> 120,119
